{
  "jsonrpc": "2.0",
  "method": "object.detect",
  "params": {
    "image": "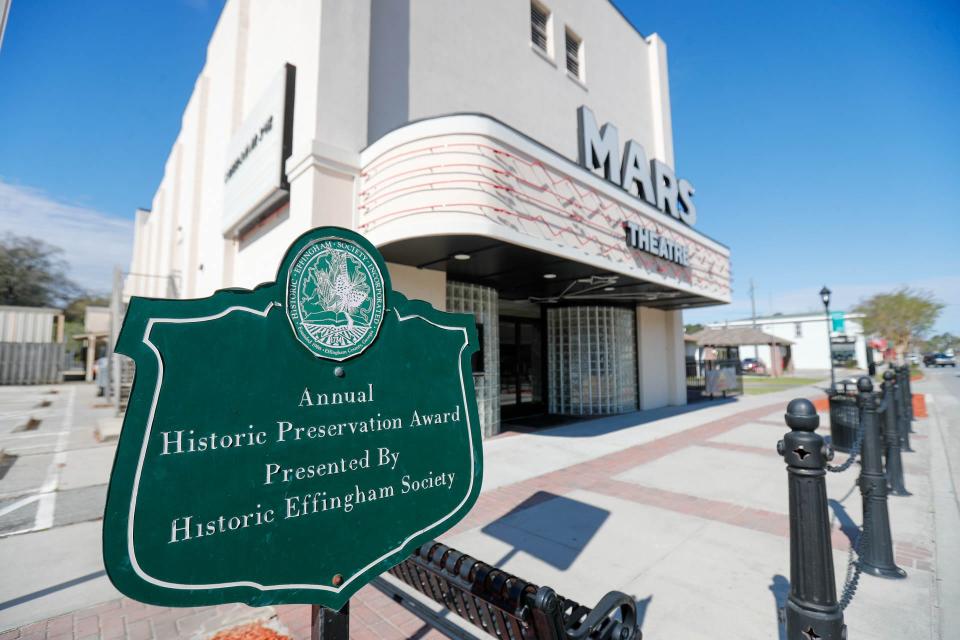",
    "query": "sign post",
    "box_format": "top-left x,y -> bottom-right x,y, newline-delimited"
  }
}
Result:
312,602 -> 349,640
103,227 -> 484,631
